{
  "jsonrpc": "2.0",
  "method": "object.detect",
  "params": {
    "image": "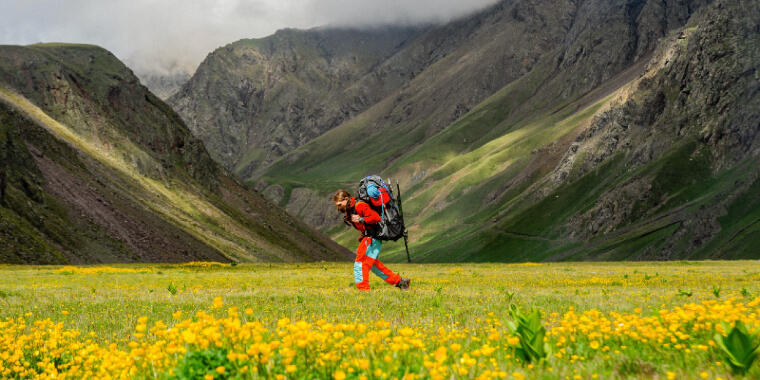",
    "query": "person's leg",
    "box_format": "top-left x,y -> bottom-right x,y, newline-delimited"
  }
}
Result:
371,260 -> 401,285
354,237 -> 372,291
364,238 -> 401,285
